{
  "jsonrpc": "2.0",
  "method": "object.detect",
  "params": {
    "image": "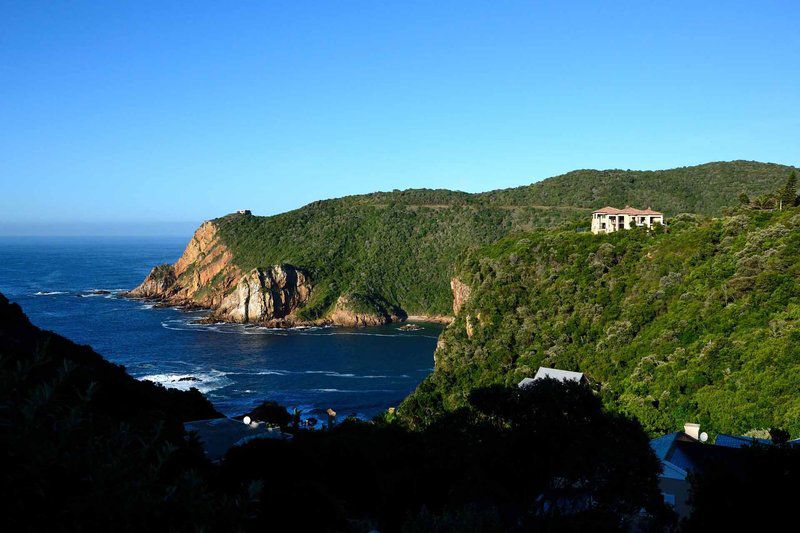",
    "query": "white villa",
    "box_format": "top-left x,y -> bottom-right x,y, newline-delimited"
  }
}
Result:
591,206 -> 664,234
